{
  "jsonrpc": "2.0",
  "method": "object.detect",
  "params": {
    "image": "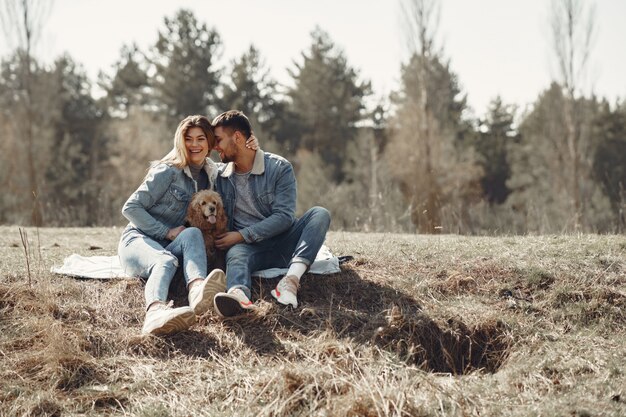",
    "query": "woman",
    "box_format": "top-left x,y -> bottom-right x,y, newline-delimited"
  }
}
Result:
118,115 -> 256,335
